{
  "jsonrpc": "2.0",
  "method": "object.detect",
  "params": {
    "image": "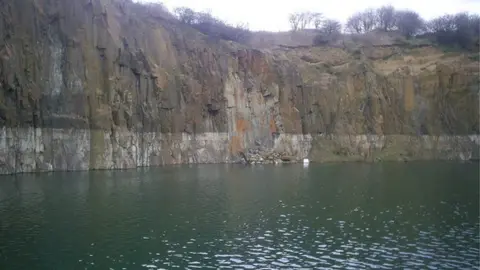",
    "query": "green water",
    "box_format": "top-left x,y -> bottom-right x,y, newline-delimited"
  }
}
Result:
0,162 -> 478,269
